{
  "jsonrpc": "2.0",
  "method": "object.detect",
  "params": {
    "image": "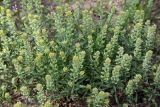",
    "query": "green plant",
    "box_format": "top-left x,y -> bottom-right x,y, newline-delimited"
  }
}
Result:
125,74 -> 142,97
101,58 -> 111,83
13,101 -> 24,107
43,100 -> 53,107
0,0 -> 159,106
142,50 -> 153,81
134,38 -> 142,60
87,88 -> 110,107
36,83 -> 45,104
154,65 -> 160,87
